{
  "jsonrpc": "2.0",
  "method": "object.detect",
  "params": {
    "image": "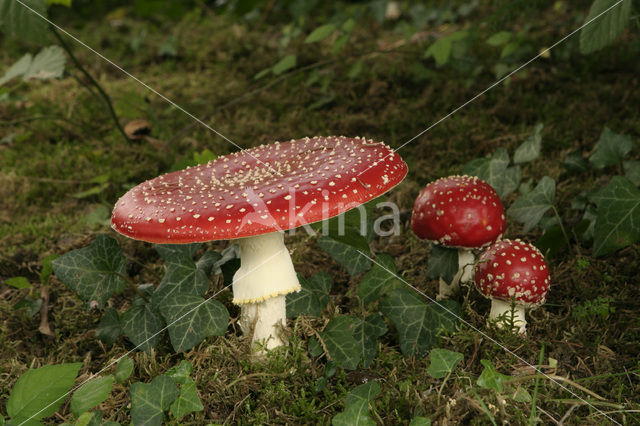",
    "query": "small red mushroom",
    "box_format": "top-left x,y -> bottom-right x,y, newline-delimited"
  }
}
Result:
112,136 -> 407,350
474,239 -> 550,333
411,175 -> 506,299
